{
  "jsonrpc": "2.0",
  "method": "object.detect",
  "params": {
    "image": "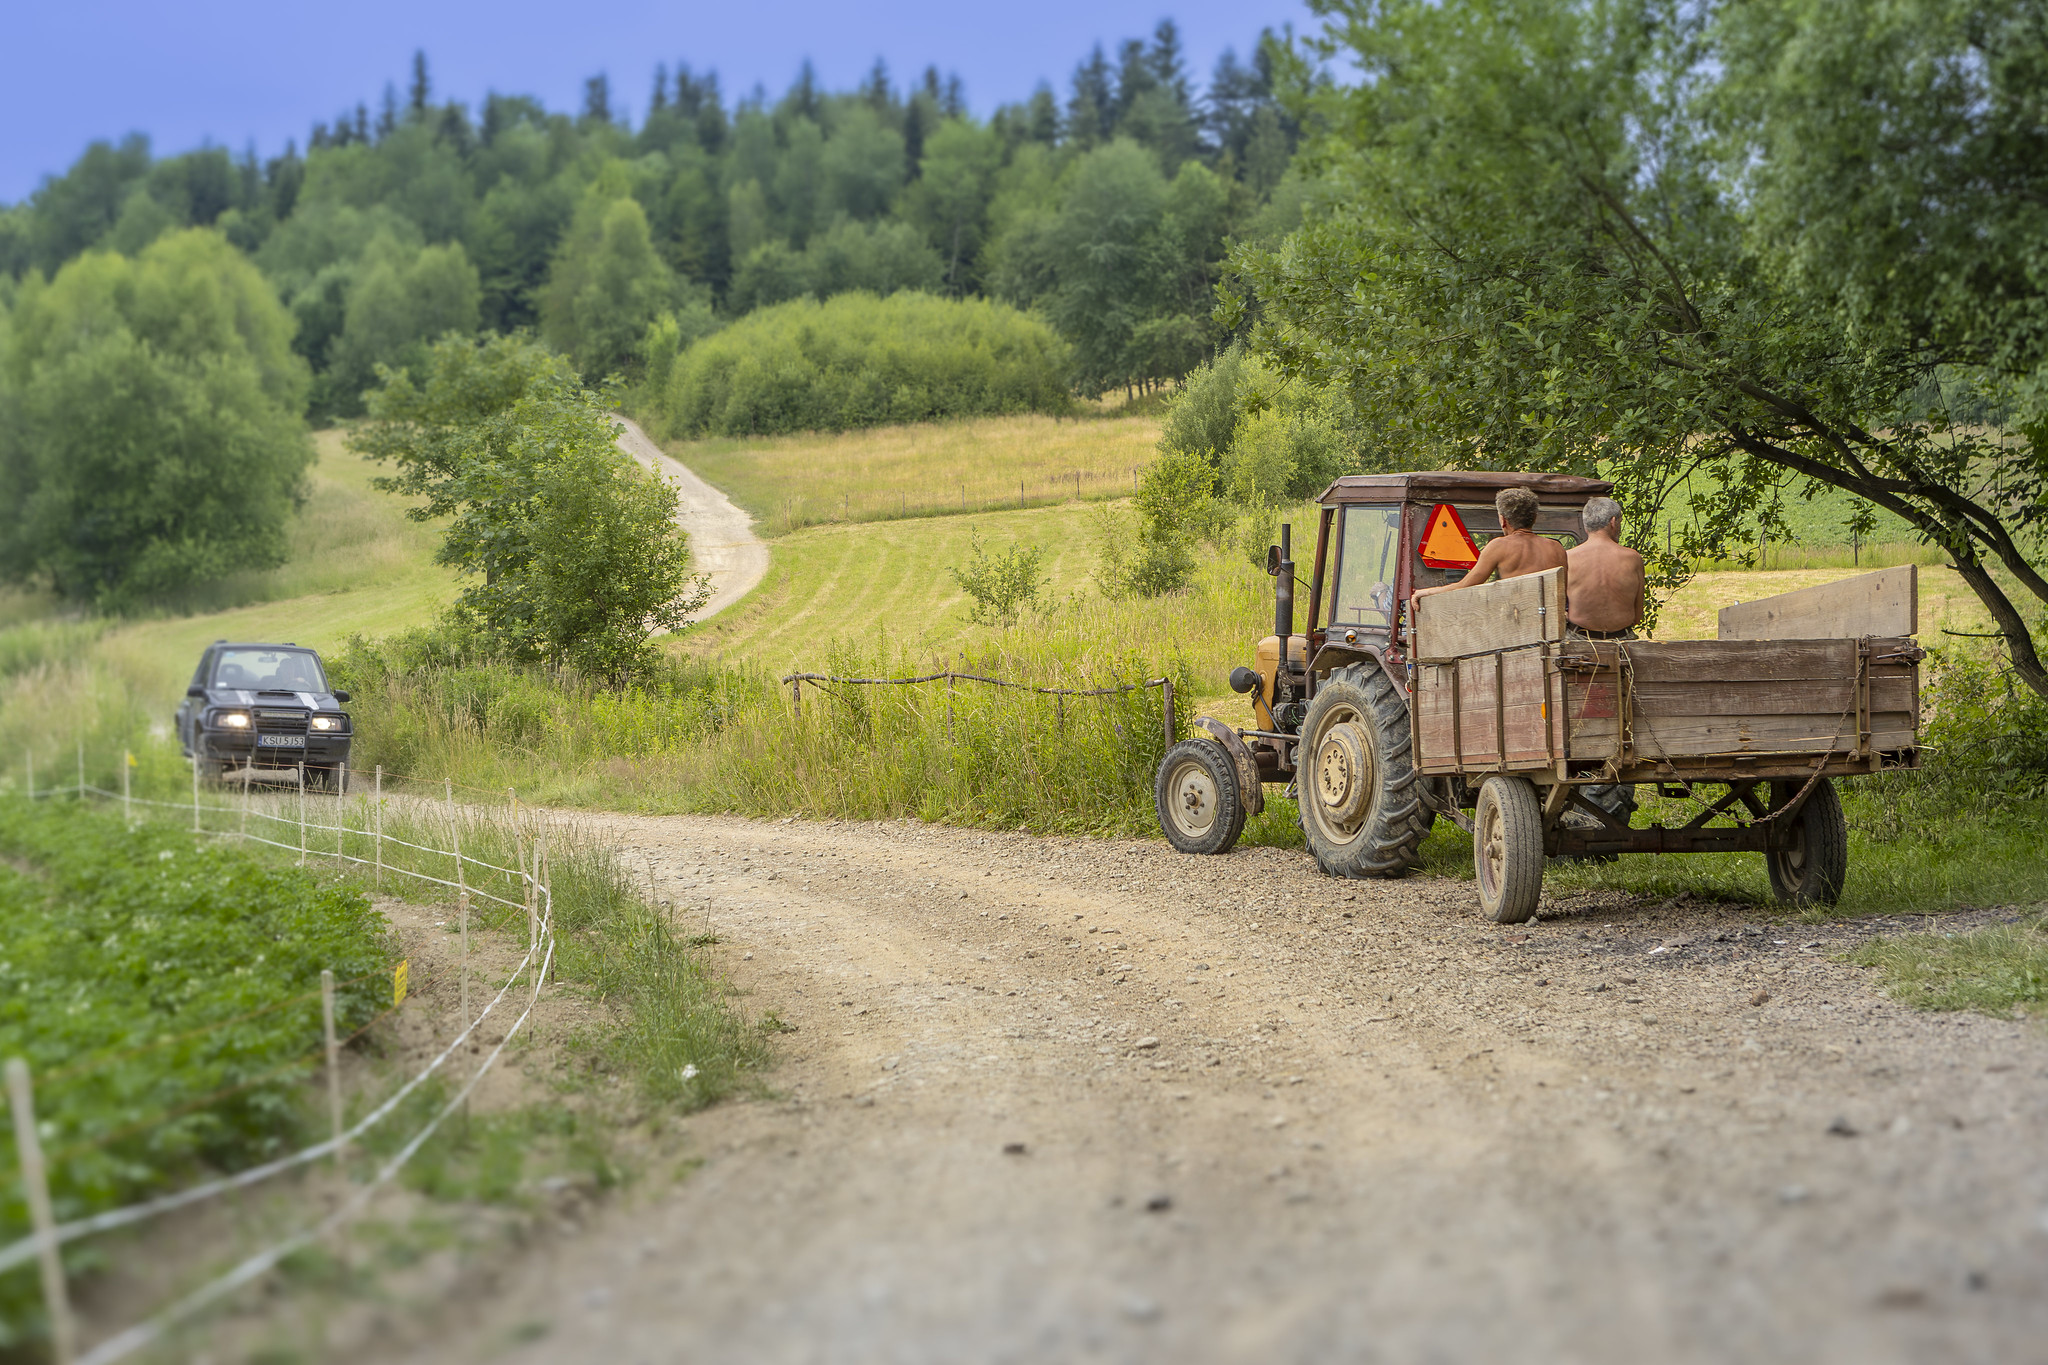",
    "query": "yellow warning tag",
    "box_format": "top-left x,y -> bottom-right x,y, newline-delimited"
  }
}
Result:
393,959 -> 409,1006
1420,503 -> 1480,569
126,751 -> 137,768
